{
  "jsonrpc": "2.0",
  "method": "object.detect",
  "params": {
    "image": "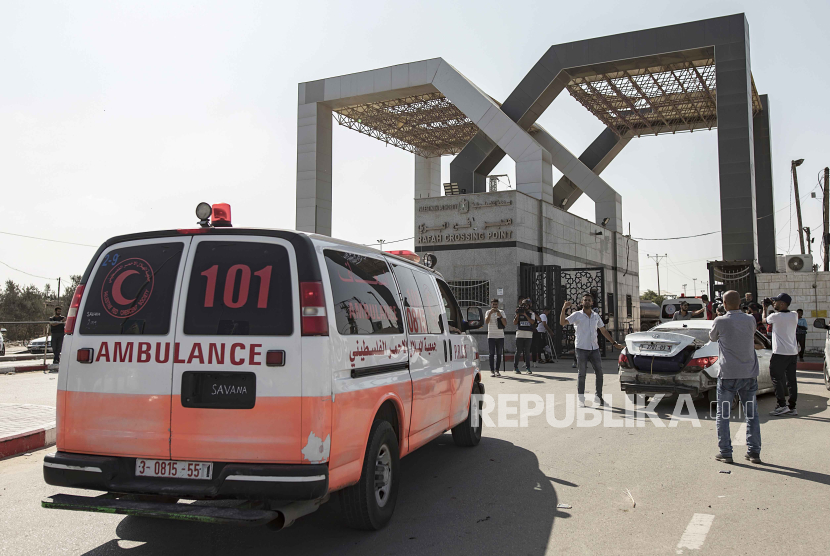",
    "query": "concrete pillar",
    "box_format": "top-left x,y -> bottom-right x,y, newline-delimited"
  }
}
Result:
415,155 -> 441,198
296,102 -> 332,236
515,150 -> 554,204
753,95 -> 775,272
715,19 -> 758,262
